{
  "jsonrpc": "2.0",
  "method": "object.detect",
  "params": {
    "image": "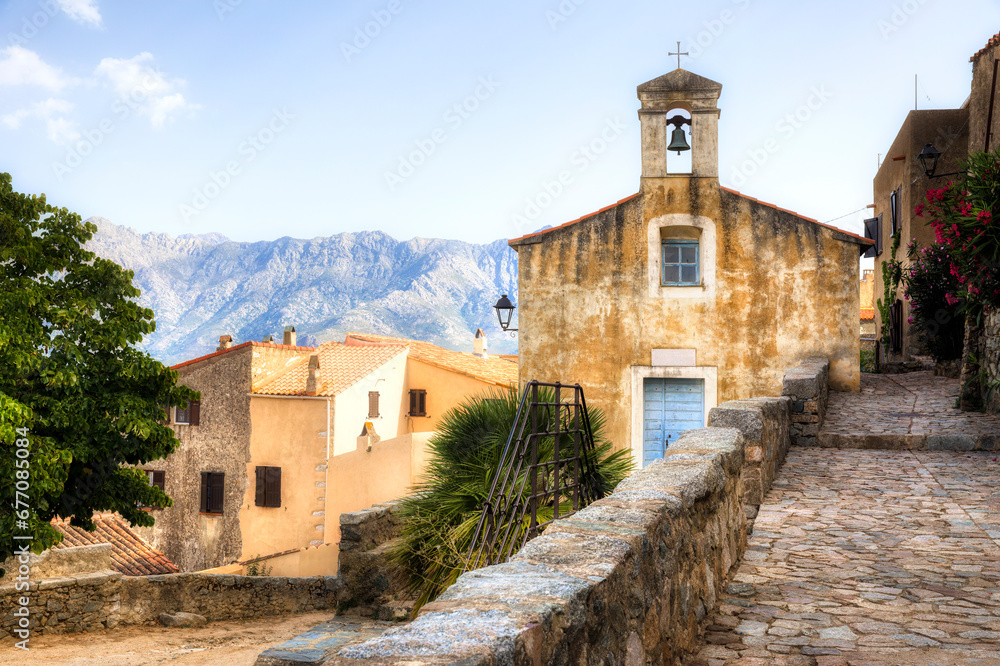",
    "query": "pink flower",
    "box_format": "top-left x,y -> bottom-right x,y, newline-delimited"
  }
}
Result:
945,293 -> 960,306
977,210 -> 992,223
915,203 -> 925,217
